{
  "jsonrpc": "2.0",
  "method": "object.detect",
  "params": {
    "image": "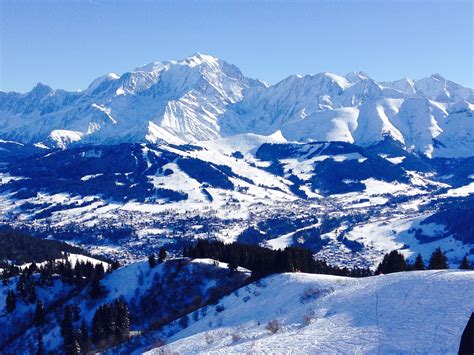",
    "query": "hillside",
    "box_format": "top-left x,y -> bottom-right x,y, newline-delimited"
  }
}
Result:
146,270 -> 474,354
0,257 -> 250,353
